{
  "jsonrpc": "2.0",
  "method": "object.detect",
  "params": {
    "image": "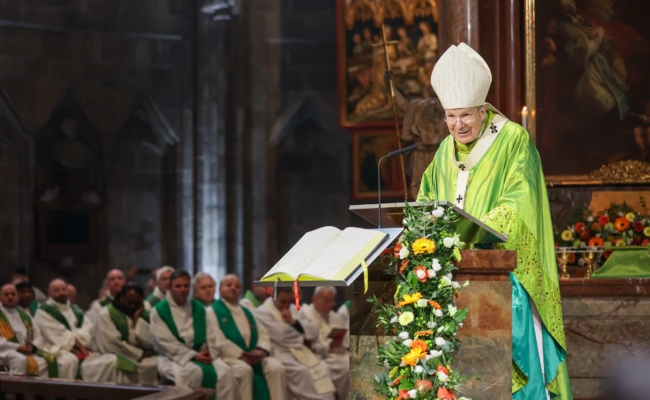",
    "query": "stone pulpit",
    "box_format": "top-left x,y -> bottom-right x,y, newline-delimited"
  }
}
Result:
348,202 -> 517,400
